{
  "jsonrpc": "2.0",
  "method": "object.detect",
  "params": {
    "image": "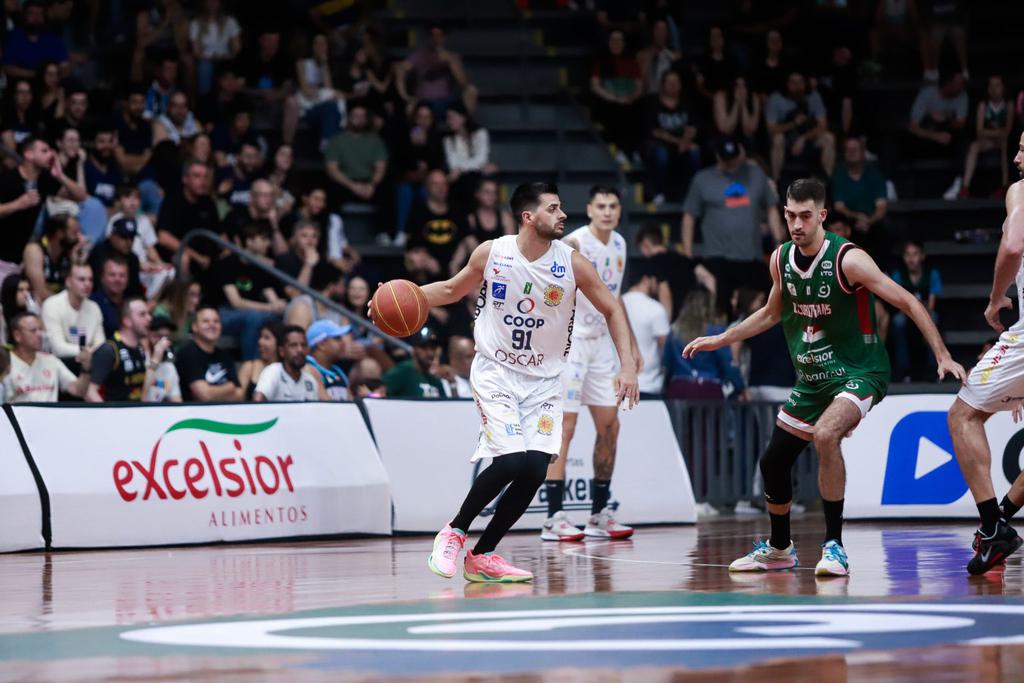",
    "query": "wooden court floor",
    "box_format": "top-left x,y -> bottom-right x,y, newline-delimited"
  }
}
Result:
4,516 -> 1024,682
